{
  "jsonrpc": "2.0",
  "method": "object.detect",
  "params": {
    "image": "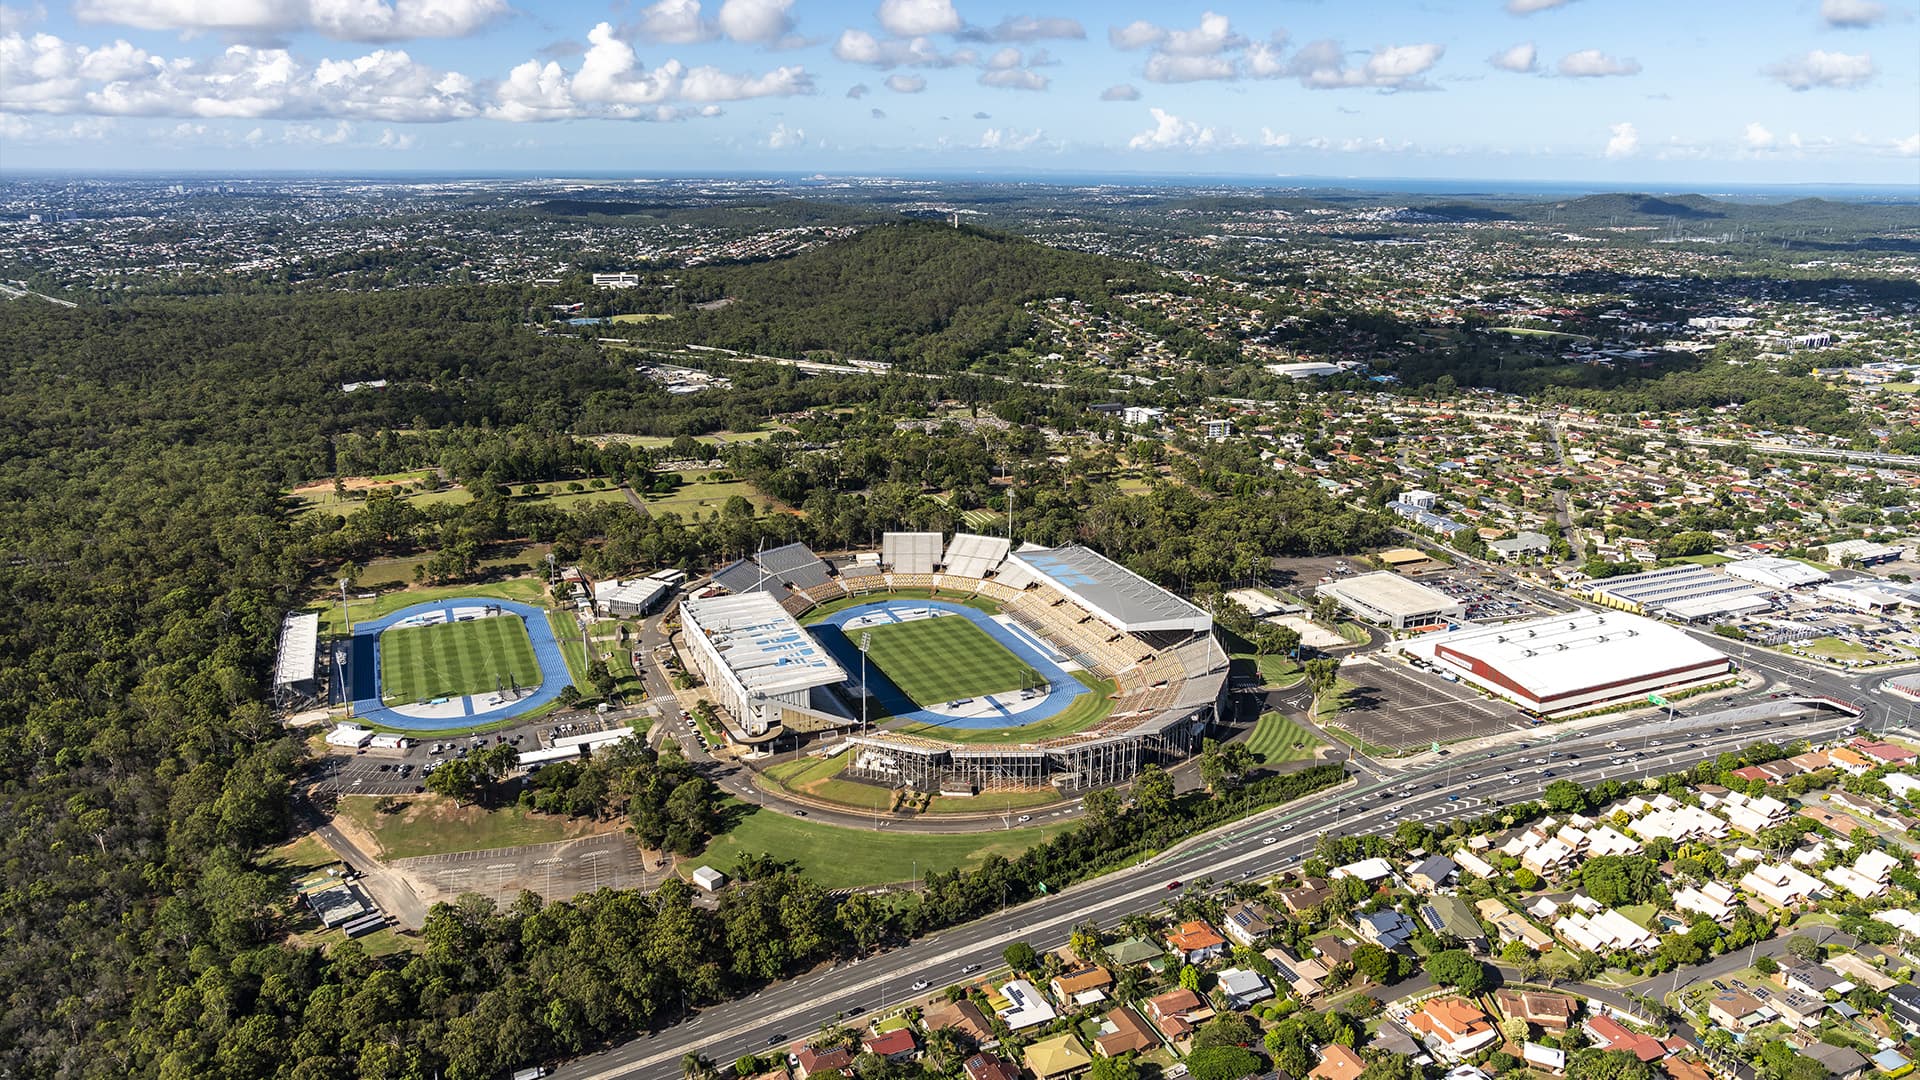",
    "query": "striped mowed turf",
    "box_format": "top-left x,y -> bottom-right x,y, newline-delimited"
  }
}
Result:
380,616 -> 538,704
858,614 -> 1042,707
